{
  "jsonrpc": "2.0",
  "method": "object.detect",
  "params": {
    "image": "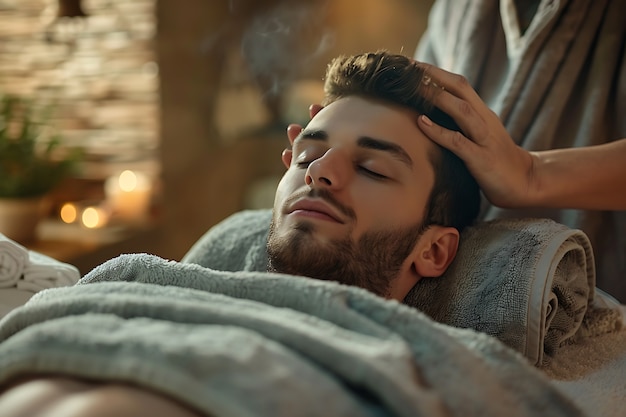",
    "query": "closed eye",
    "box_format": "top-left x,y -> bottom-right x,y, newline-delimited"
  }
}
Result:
296,159 -> 388,180
358,166 -> 388,180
